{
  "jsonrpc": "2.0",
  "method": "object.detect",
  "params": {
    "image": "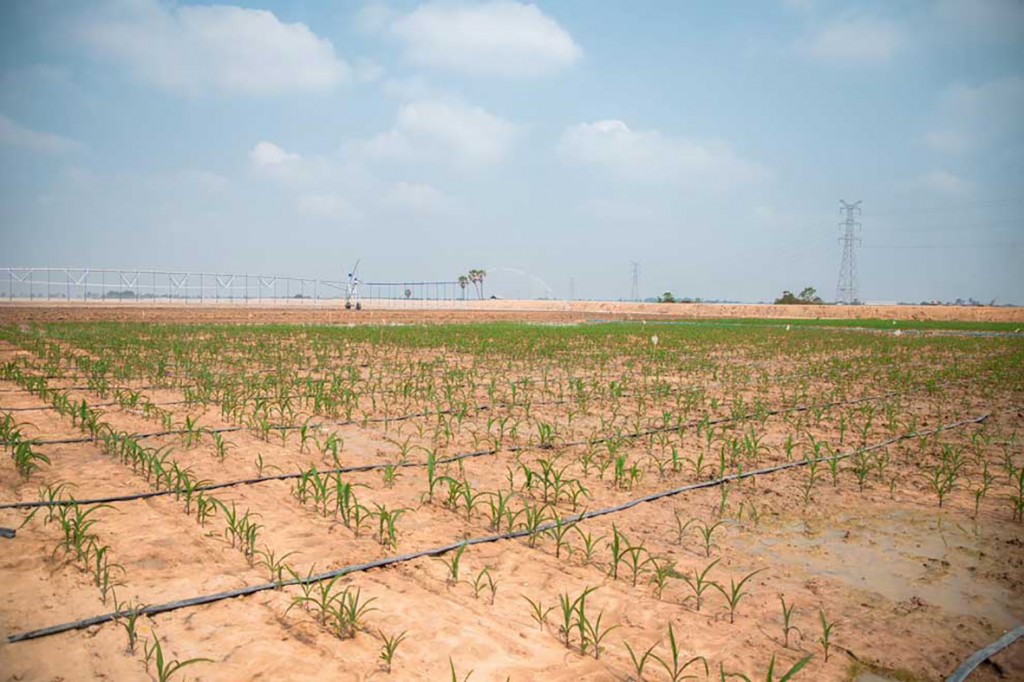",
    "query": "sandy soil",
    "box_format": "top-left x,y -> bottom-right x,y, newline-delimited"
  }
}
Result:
1,299 -> 1022,326
0,323 -> 1021,682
